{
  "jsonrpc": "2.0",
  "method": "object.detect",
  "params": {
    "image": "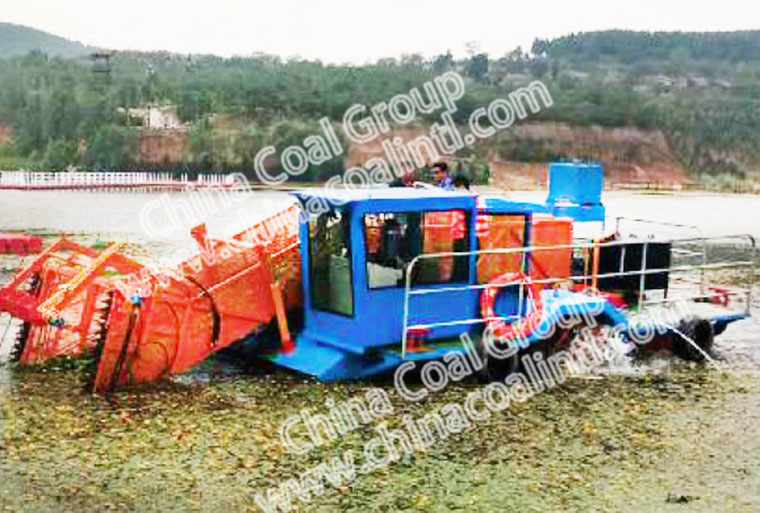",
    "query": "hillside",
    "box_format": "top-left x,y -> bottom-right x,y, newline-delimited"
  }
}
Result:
347,121 -> 688,189
0,22 -> 92,59
0,26 -> 759,188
